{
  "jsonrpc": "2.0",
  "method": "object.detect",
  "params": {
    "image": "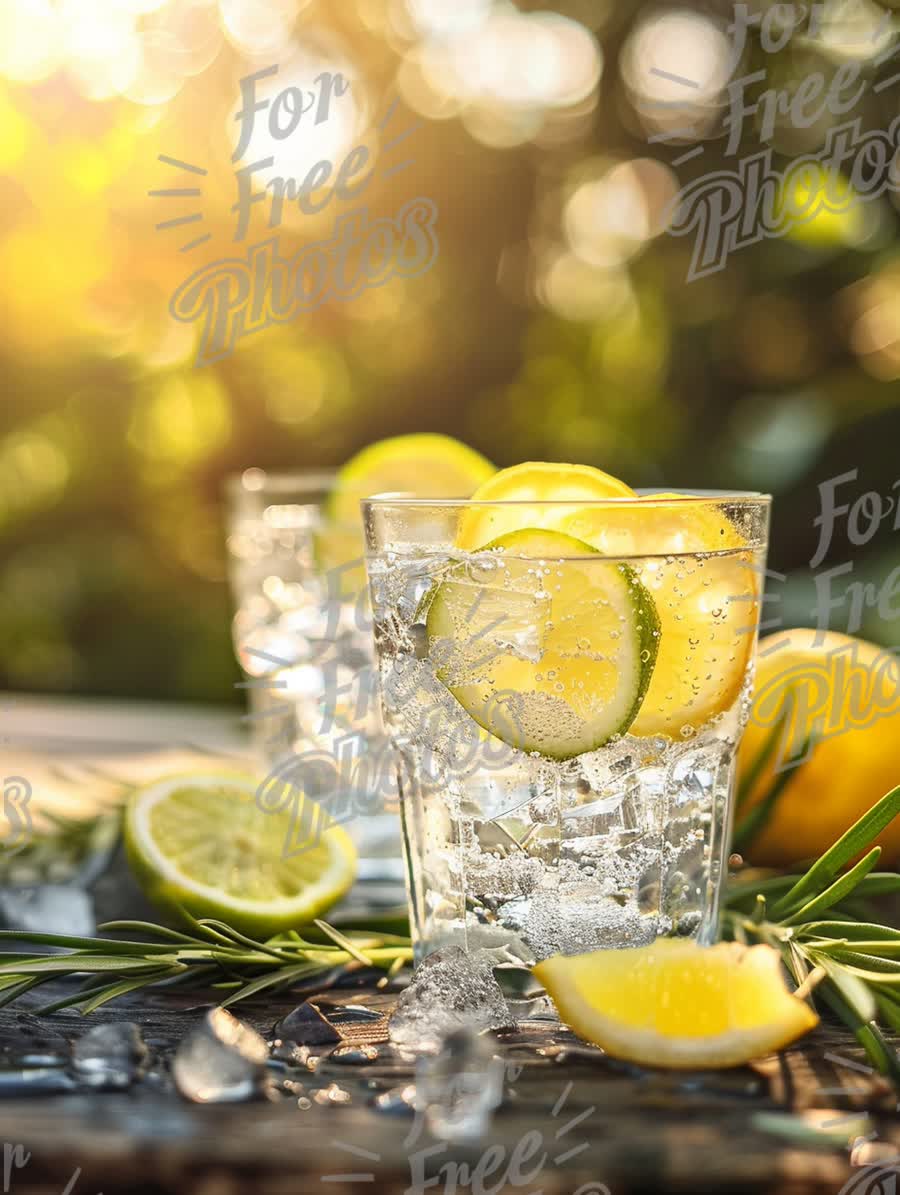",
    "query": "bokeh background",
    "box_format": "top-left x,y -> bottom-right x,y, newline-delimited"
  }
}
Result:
2,0 -> 900,705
